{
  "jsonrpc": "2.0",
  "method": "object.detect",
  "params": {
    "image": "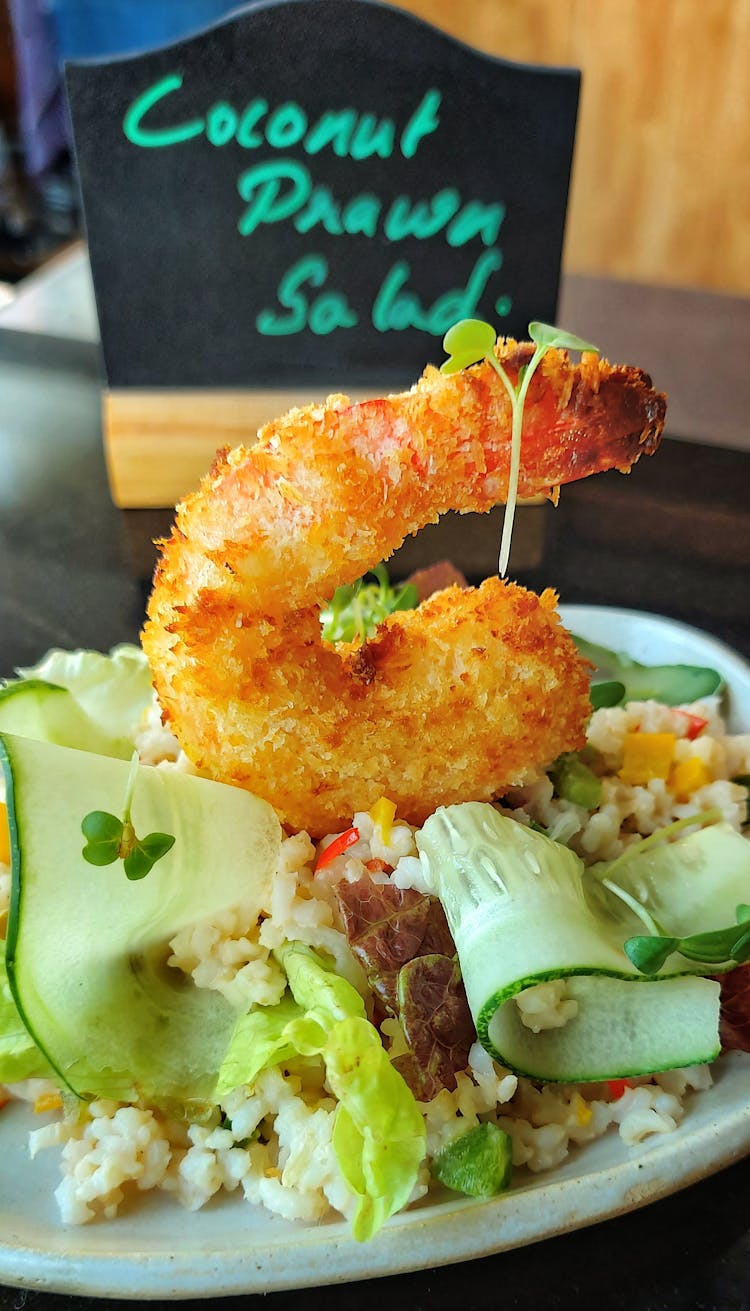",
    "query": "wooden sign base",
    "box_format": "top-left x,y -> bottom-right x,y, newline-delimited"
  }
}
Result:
102,387 -> 370,508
